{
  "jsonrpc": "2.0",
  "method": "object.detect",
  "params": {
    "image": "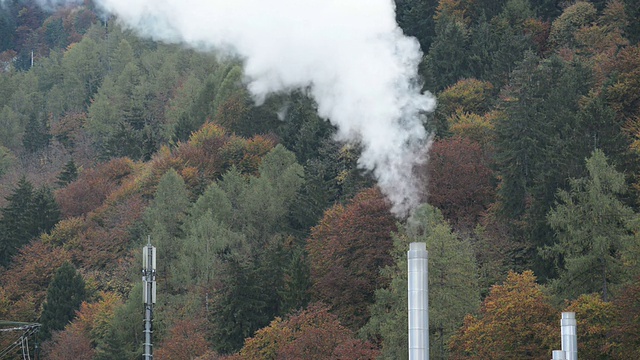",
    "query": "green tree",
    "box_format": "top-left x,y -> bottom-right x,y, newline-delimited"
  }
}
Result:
234,144 -> 304,243
22,112 -> 52,154
495,53 -> 594,278
0,145 -> 14,179
544,150 -> 640,301
425,10 -> 472,91
143,168 -> 190,288
31,185 -> 61,237
61,36 -> 106,111
468,0 -> 536,87
175,209 -> 246,290
40,262 -> 87,340
395,0 -> 438,51
0,177 -> 60,266
43,17 -> 68,49
56,159 -> 79,187
94,284 -> 144,360
362,204 -> 479,360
